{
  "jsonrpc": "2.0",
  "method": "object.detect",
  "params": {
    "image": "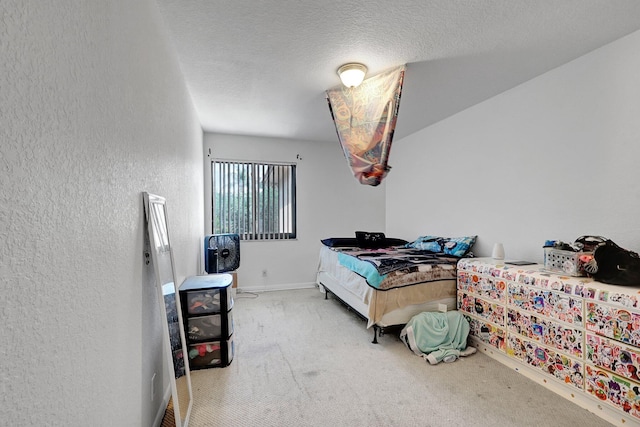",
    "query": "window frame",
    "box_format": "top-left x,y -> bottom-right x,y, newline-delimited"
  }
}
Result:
210,159 -> 297,241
